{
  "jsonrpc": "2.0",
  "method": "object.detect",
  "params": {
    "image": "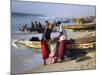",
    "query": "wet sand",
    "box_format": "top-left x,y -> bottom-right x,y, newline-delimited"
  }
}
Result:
11,46 -> 43,74
23,51 -> 96,74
